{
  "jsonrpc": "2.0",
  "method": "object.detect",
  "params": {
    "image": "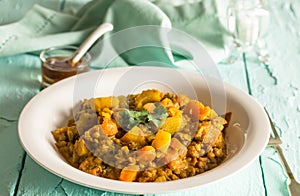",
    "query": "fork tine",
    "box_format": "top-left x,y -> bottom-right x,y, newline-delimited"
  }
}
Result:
264,108 -> 300,195
275,145 -> 296,181
268,137 -> 282,146
264,107 -> 282,146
